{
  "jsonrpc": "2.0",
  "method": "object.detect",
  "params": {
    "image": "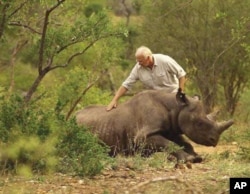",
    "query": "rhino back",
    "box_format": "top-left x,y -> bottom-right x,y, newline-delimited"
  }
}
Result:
76,105 -> 135,147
